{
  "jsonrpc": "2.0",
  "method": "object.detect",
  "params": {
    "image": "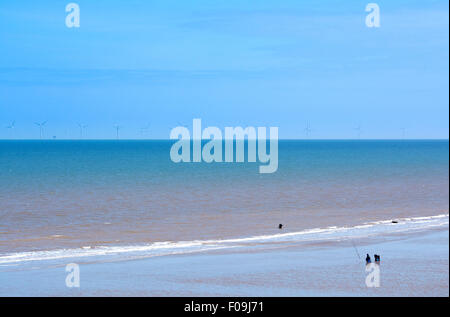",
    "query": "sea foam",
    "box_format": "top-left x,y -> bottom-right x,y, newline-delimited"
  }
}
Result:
0,214 -> 447,265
